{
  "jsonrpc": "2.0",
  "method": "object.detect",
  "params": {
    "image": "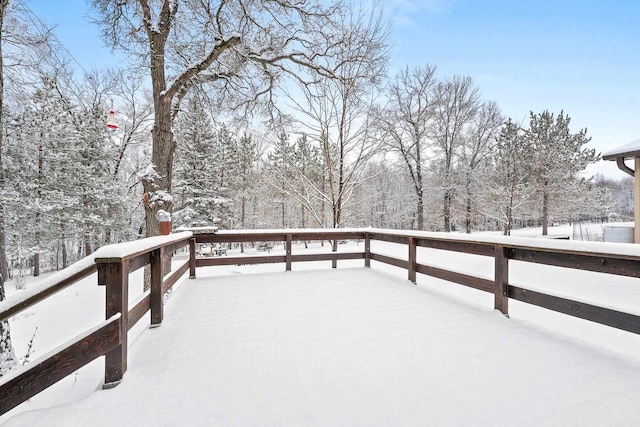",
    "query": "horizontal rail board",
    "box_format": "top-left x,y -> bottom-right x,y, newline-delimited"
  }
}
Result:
165,240 -> 190,255
416,264 -> 494,293
509,248 -> 640,277
127,252 -> 151,273
0,315 -> 121,415
369,253 -> 408,269
289,232 -> 366,241
416,238 -> 495,257
196,255 -> 287,267
368,233 -> 409,244
128,292 -> 150,331
0,264 -> 97,323
162,260 -> 190,295
196,231 -> 366,244
197,234 -> 287,243
291,252 -> 366,263
509,286 -> 640,334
